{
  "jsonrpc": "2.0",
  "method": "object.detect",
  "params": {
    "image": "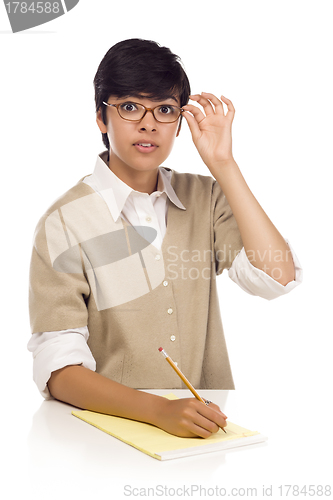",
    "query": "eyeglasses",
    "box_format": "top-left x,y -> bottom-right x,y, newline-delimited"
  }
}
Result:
103,101 -> 184,123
